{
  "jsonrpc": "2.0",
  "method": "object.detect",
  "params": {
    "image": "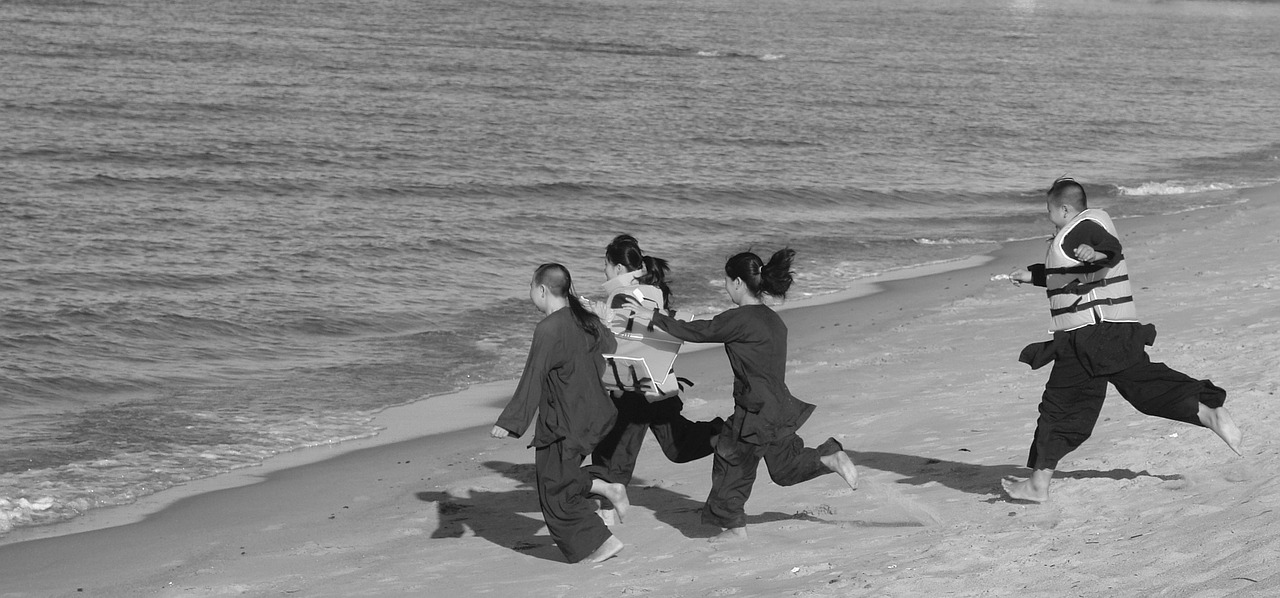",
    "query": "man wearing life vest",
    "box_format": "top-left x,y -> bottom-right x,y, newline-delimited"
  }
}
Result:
1001,177 -> 1242,503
